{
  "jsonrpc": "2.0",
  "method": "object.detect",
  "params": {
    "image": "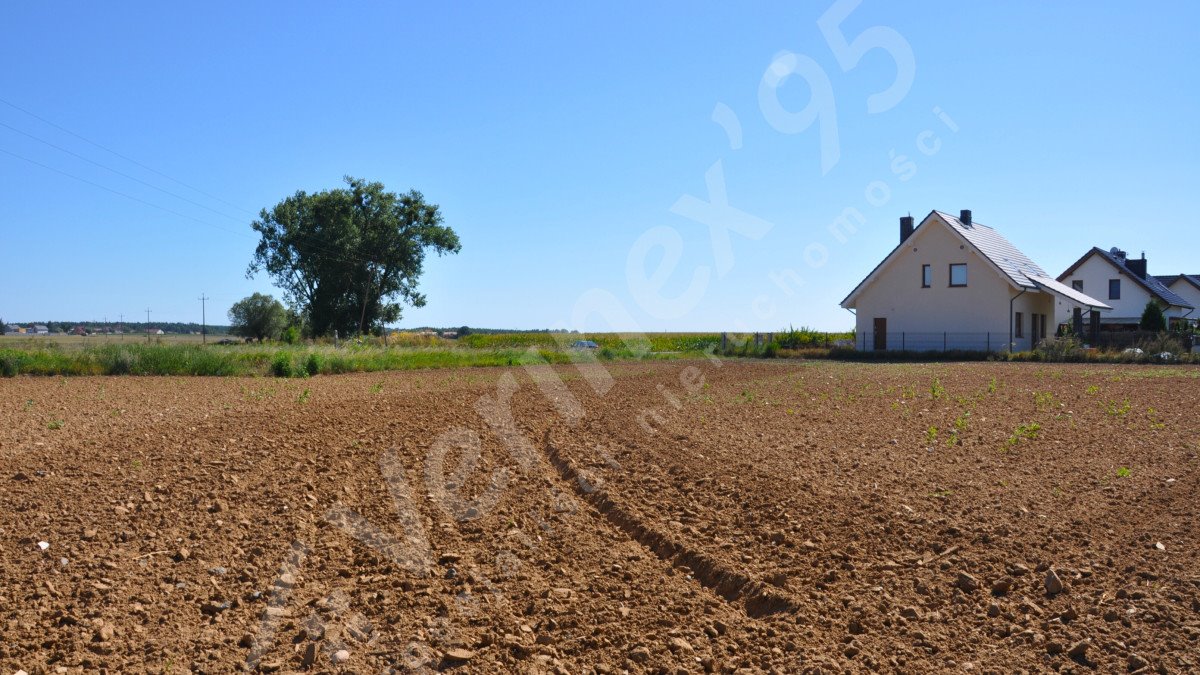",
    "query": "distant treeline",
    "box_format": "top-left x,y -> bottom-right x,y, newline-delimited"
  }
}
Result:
5,321 -> 230,335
